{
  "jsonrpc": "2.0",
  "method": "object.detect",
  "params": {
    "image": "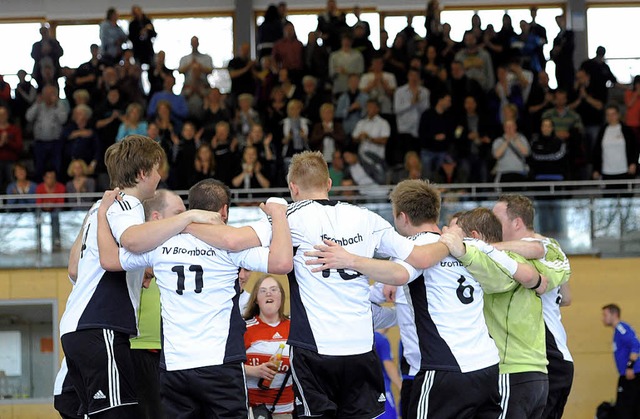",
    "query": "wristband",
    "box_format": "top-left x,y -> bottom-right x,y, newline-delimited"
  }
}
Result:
627,360 -> 636,369
528,275 -> 542,290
